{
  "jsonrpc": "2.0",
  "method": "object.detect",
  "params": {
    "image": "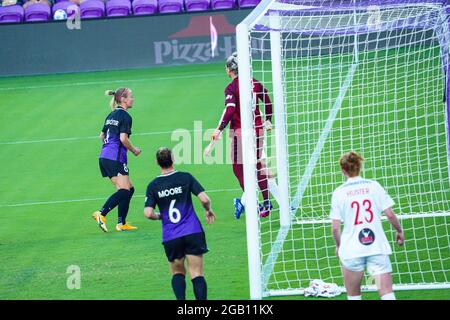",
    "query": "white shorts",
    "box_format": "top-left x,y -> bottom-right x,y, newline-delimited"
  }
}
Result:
340,254 -> 392,276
